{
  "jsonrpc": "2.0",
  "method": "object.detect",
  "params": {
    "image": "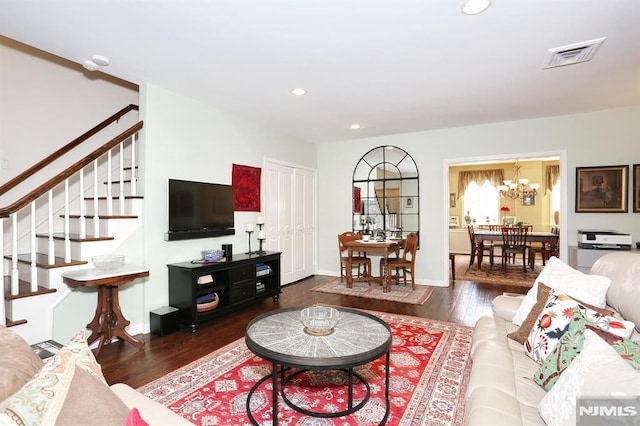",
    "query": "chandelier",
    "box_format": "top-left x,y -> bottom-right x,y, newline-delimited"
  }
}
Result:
498,161 -> 540,199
